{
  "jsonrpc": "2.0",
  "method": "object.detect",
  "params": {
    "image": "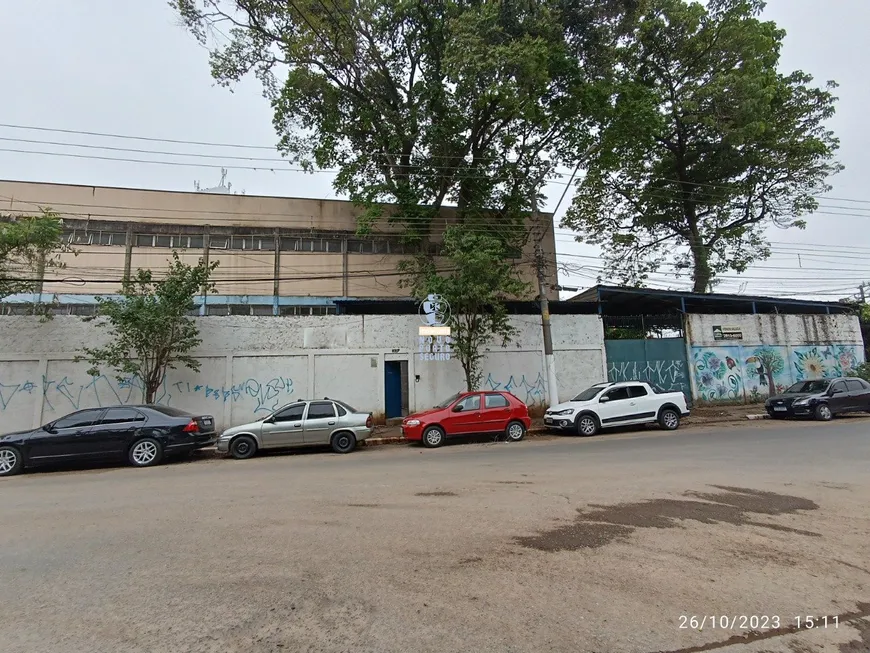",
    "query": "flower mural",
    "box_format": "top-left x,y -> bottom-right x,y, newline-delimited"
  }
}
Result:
693,347 -> 743,401
692,343 -> 864,403
792,345 -> 862,380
